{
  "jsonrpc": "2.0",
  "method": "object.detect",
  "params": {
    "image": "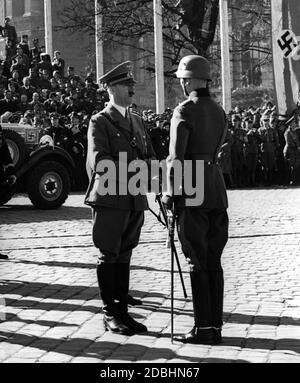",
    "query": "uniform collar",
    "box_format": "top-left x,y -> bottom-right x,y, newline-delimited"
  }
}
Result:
189,88 -> 210,99
104,102 -> 131,132
110,101 -> 127,118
